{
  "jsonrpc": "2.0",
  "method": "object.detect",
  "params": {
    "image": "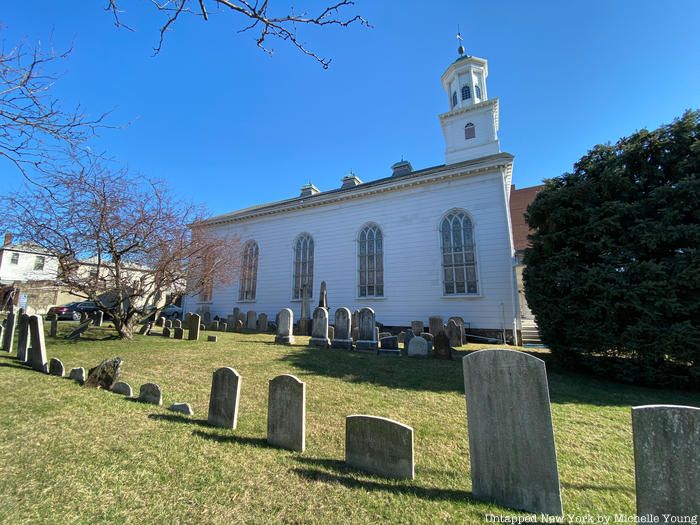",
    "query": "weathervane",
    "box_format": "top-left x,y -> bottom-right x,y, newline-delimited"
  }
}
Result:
456,25 -> 465,57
